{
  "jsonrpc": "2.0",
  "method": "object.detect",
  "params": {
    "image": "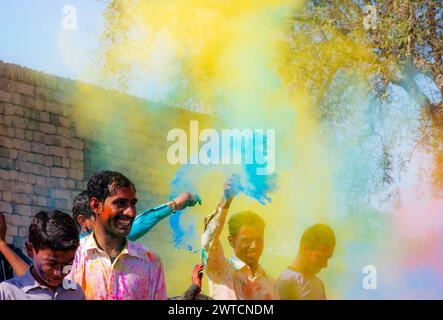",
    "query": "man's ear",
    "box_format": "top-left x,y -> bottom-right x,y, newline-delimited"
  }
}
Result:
90,197 -> 102,217
228,234 -> 236,249
25,241 -> 35,258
